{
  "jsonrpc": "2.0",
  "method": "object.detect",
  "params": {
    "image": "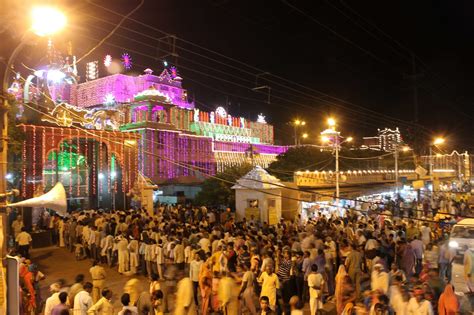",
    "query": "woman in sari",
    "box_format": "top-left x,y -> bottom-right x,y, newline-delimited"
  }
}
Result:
438,284 -> 459,315
335,265 -> 348,314
199,260 -> 213,315
341,275 -> 356,315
